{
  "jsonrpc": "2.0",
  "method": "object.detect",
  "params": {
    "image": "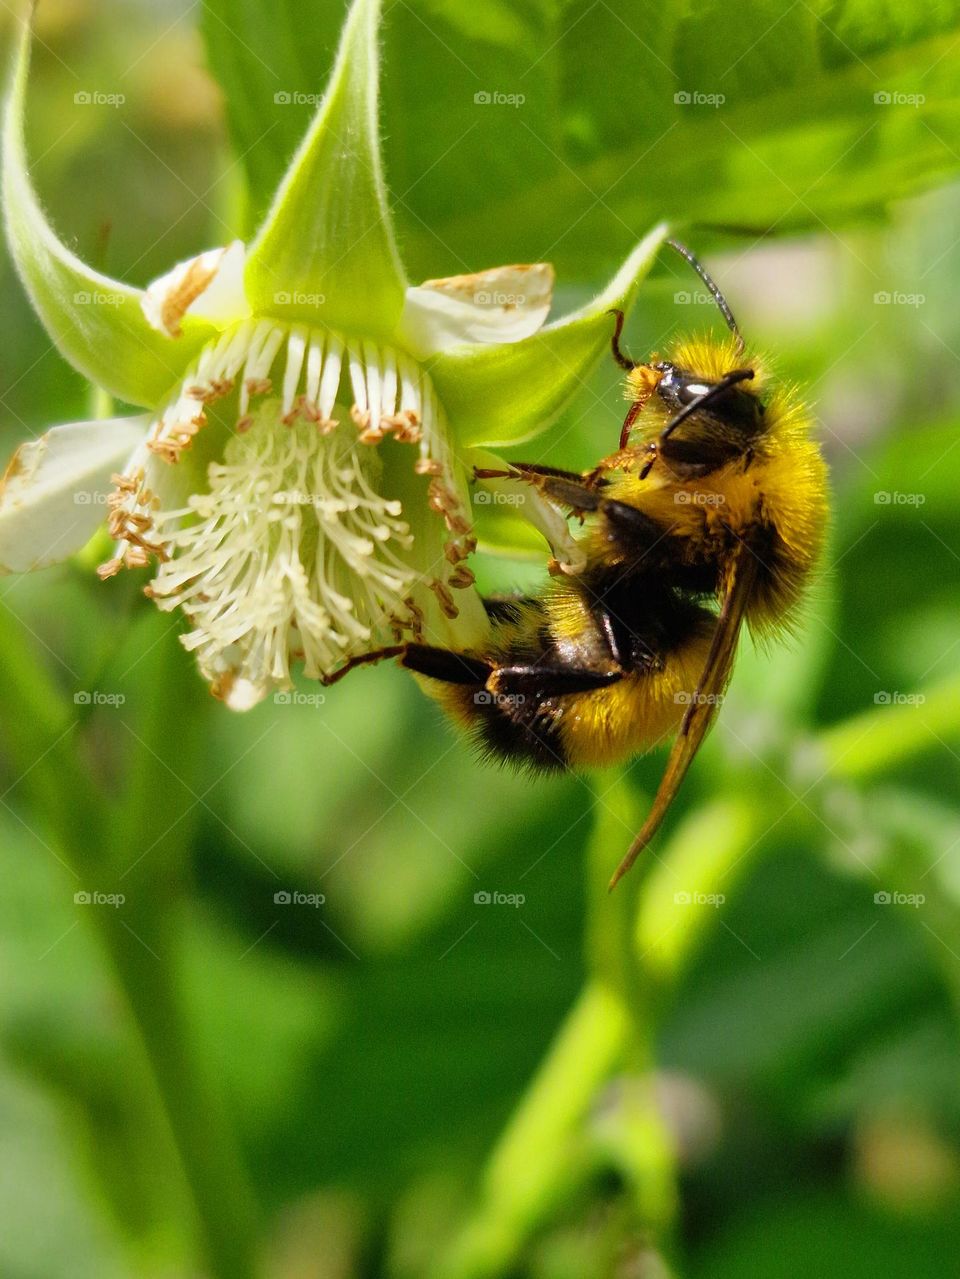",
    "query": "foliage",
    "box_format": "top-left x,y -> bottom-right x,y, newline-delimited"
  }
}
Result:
1,1 -> 960,1276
